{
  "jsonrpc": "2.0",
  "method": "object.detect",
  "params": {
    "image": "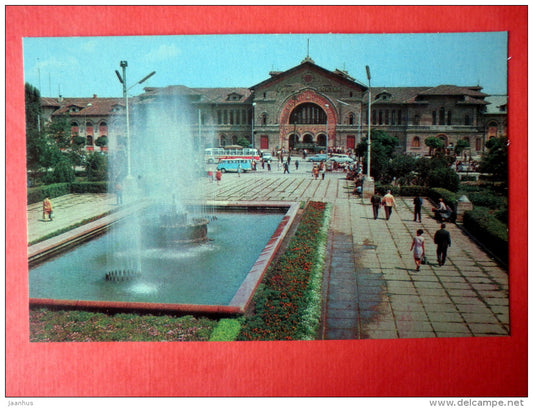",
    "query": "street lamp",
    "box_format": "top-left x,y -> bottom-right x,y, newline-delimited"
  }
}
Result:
362,65 -> 375,199
251,102 -> 256,149
115,61 -> 156,179
366,65 -> 372,178
324,103 -> 329,153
